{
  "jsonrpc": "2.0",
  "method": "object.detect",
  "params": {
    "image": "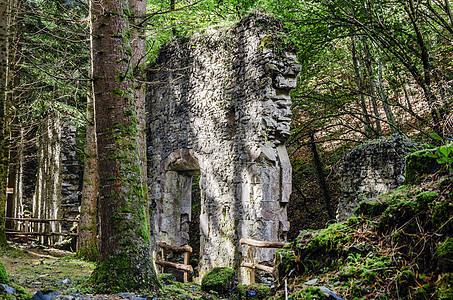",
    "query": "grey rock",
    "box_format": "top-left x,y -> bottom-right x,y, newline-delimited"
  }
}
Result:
0,283 -> 16,294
